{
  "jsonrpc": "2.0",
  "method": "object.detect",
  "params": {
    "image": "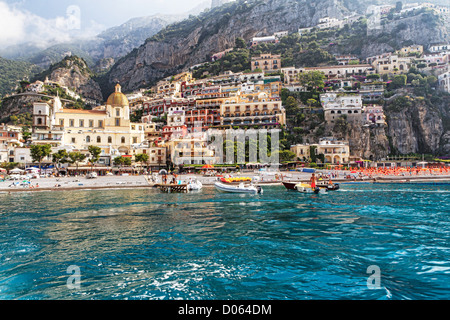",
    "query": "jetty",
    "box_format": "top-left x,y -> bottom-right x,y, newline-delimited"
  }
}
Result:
156,184 -> 188,193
